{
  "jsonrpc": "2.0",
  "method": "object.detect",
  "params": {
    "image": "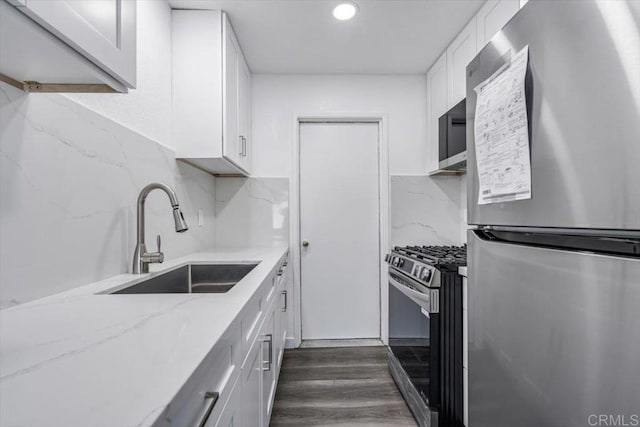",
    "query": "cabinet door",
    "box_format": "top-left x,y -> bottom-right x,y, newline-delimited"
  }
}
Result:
241,335 -> 262,427
426,52 -> 448,172
17,0 -> 136,87
238,53 -> 252,173
213,377 -> 241,427
446,18 -> 477,107
222,14 -> 242,169
277,283 -> 288,371
273,293 -> 283,375
260,309 -> 276,426
476,0 -> 520,48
